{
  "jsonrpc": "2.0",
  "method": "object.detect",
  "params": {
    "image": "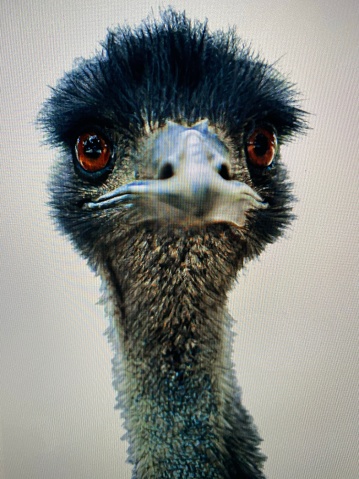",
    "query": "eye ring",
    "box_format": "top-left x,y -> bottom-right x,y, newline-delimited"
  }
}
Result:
246,127 -> 278,167
75,131 -> 112,172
